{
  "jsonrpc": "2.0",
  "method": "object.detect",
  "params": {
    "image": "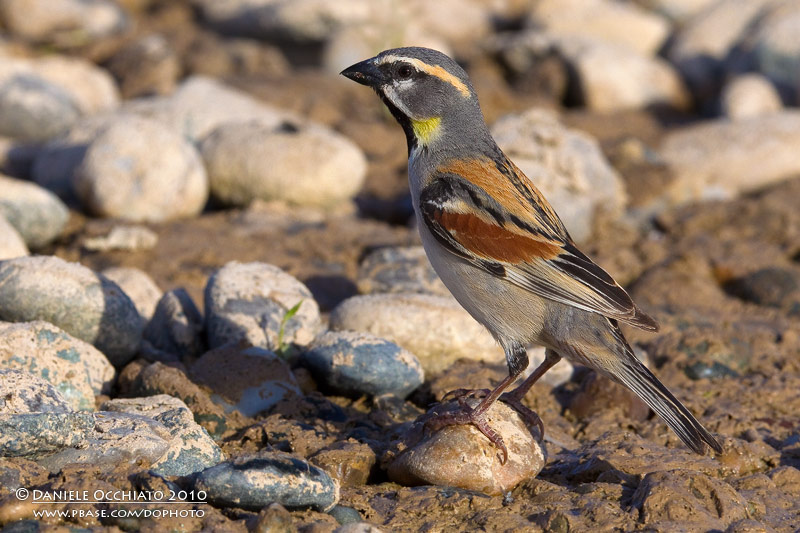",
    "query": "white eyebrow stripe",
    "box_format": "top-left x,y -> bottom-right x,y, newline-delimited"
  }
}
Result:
376,55 -> 471,98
